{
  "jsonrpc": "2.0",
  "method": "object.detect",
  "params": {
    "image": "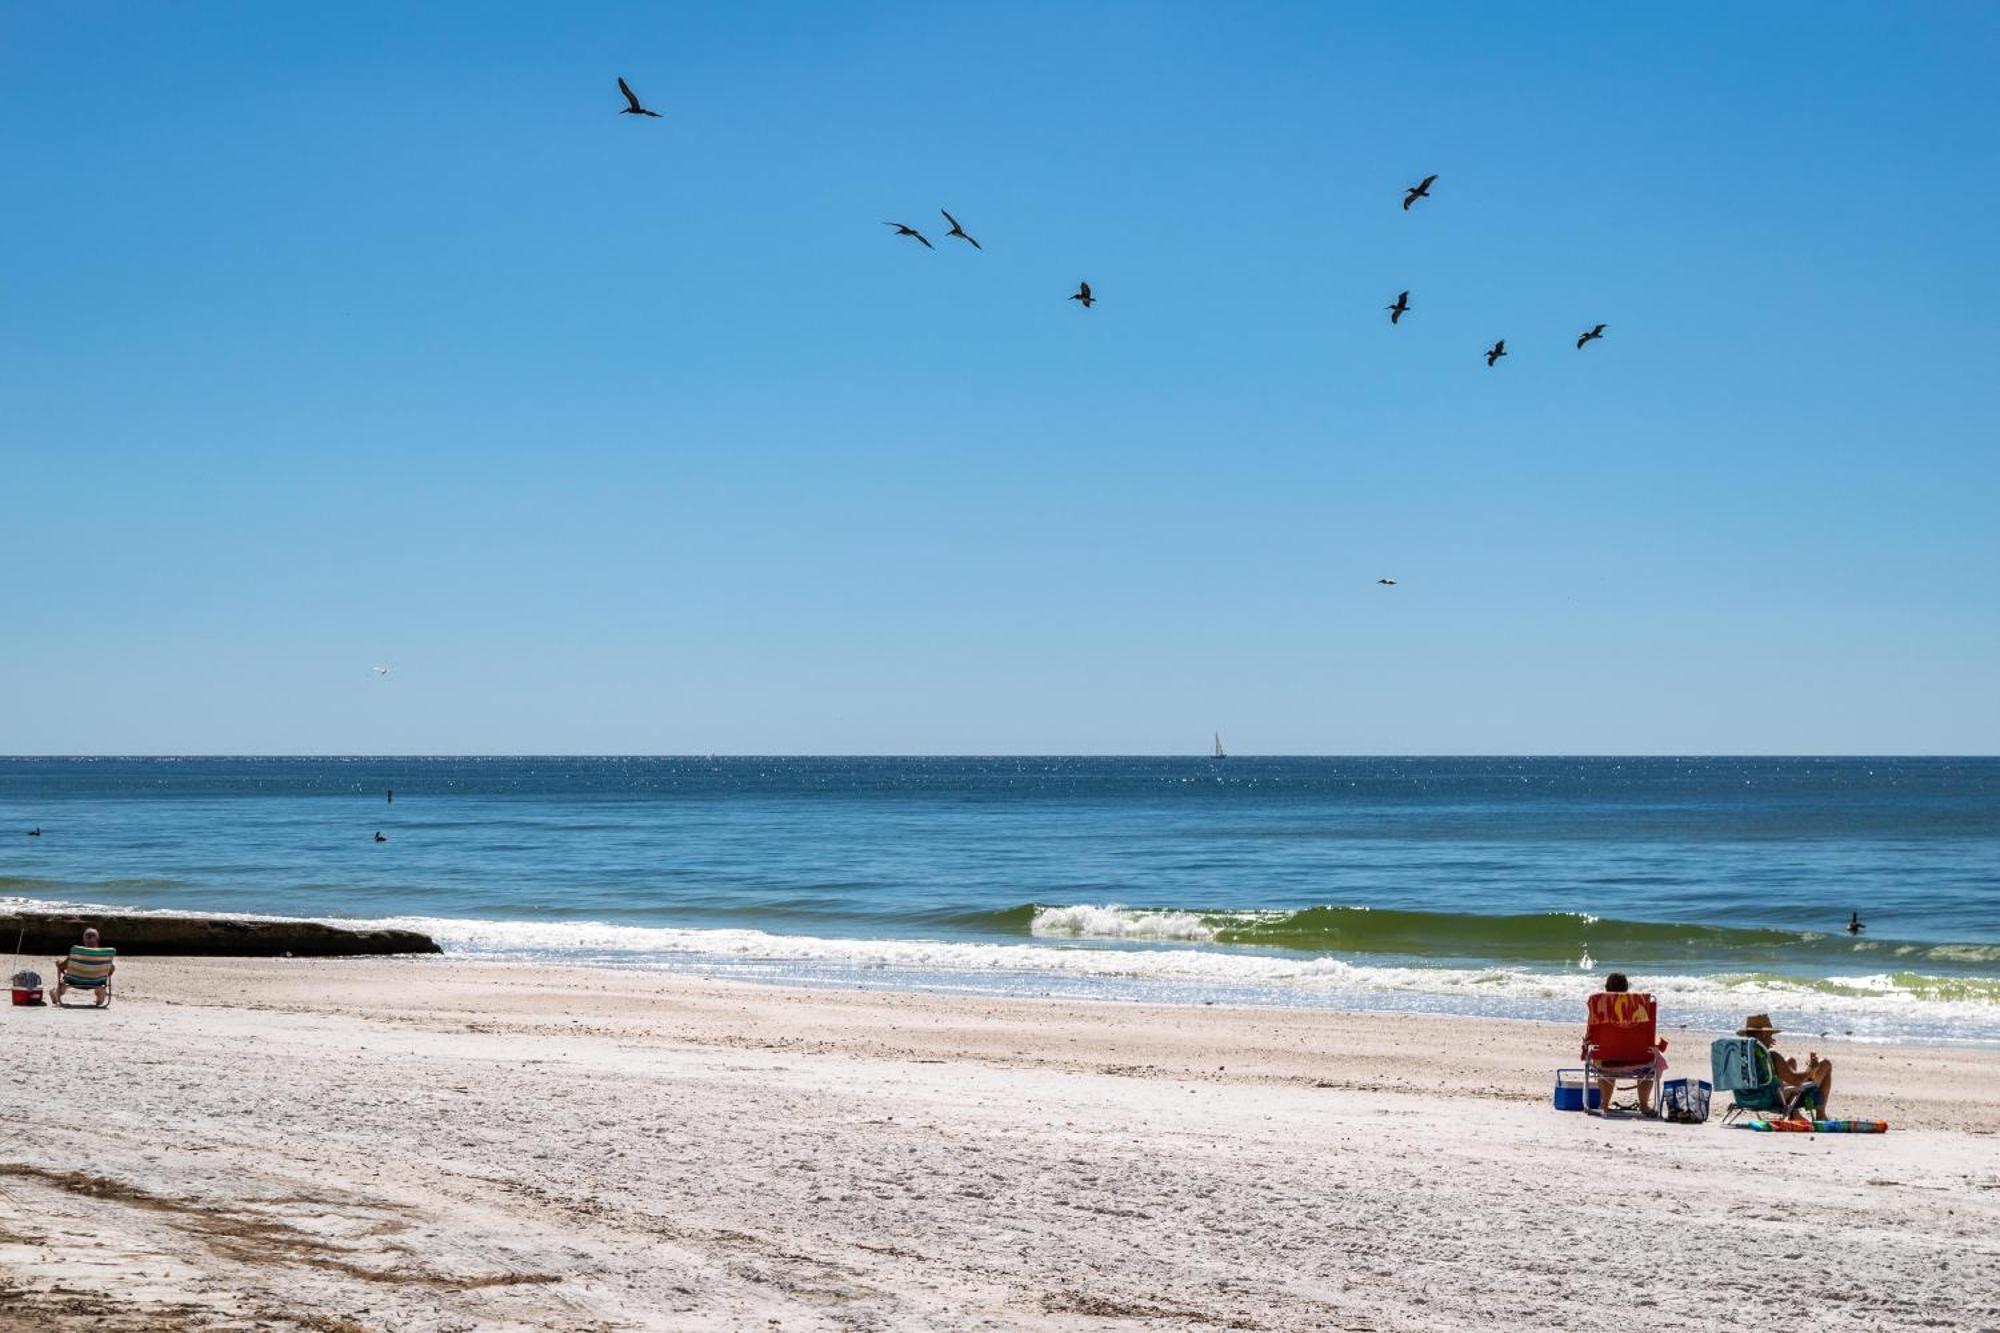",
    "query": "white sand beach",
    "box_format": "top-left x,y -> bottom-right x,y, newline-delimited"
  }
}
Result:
3,959 -> 1997,1331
